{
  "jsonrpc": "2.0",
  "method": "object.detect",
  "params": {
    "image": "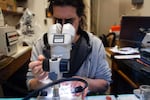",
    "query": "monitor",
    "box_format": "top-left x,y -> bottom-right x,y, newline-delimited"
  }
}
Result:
119,16 -> 150,47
